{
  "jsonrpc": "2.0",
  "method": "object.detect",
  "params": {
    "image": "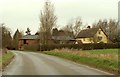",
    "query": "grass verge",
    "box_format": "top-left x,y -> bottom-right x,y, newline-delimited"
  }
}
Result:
1,51 -> 14,70
42,50 -> 119,75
